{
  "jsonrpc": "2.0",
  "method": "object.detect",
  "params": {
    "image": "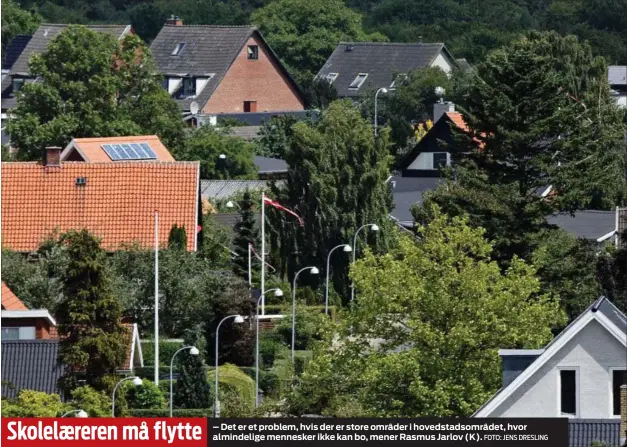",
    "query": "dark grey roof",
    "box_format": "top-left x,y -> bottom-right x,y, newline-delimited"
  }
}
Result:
2,35 -> 32,71
228,126 -> 262,140
456,58 -> 472,73
11,24 -> 132,75
1,126 -> 10,146
316,42 -> 454,98
593,296 -> 627,336
389,176 -> 441,224
547,210 -> 615,240
2,24 -> 131,111
200,179 -> 280,200
212,213 -> 241,230
150,25 -> 302,111
609,65 -> 627,86
1,340 -> 64,399
254,155 -> 287,174
568,420 -> 620,447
